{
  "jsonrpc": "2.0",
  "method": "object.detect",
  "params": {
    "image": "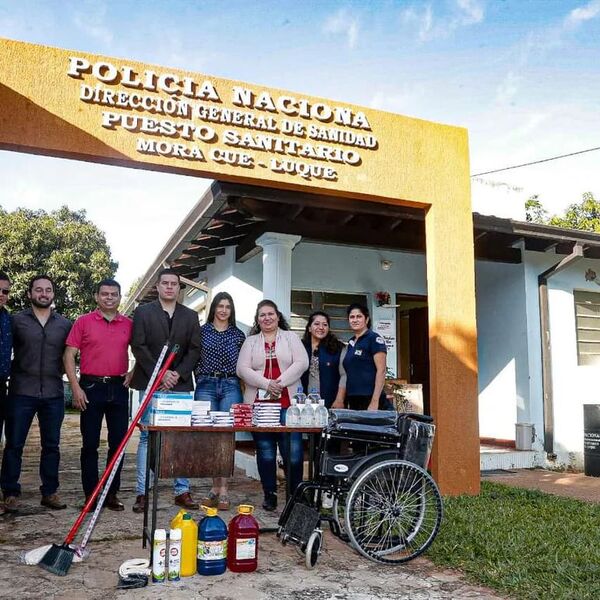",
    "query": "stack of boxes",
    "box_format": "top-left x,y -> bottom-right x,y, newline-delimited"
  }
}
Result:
150,392 -> 193,426
232,404 -> 253,427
